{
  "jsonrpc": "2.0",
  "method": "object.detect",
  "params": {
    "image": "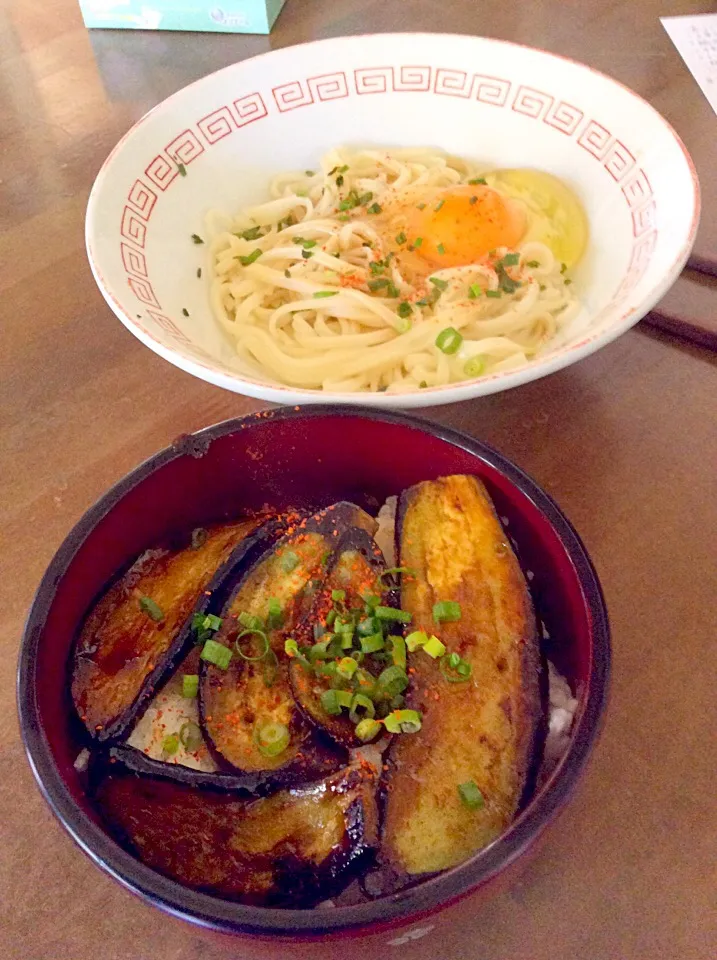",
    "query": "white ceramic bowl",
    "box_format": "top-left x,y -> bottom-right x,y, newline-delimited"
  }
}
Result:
86,33 -> 700,408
